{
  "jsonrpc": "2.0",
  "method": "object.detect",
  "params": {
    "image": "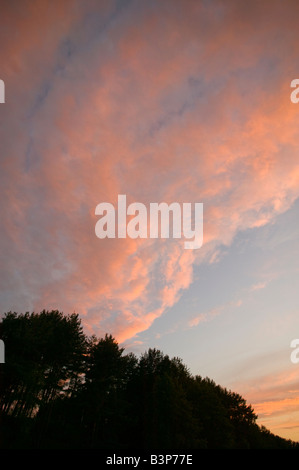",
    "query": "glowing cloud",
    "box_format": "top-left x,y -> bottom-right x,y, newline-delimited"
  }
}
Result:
1,0 -> 299,346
